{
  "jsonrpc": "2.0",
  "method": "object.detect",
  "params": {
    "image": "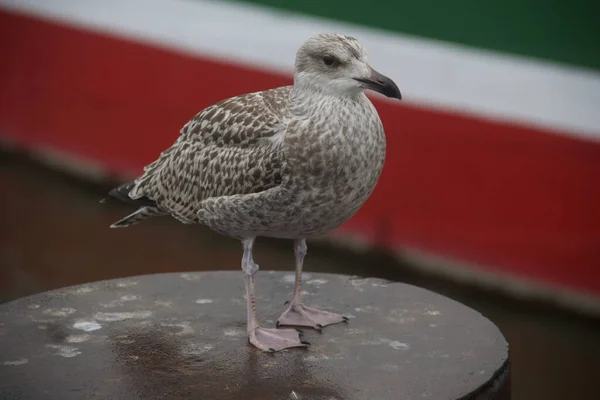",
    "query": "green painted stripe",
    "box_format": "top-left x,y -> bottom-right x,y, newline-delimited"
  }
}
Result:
226,0 -> 600,71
